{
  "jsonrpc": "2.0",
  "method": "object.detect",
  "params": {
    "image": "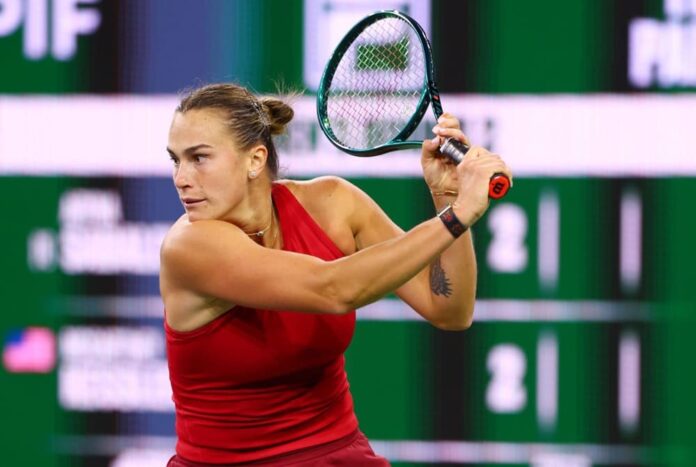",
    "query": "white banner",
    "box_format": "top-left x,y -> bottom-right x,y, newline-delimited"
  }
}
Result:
1,94 -> 695,177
